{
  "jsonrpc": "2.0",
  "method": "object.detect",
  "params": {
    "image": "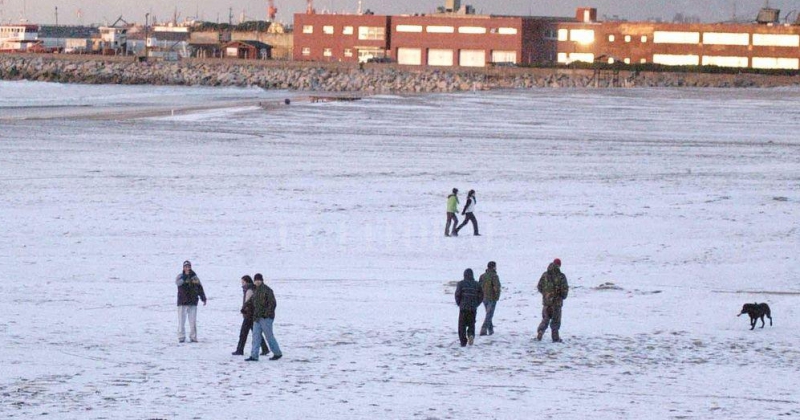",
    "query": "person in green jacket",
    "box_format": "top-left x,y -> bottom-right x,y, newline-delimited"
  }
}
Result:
478,261 -> 501,335
536,258 -> 569,343
244,273 -> 283,361
445,188 -> 460,237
